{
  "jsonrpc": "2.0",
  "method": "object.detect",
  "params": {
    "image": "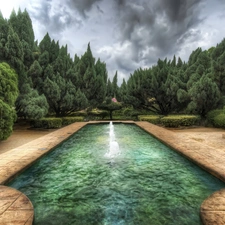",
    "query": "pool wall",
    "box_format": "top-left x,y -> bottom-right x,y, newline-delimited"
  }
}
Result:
1,121 -> 225,224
